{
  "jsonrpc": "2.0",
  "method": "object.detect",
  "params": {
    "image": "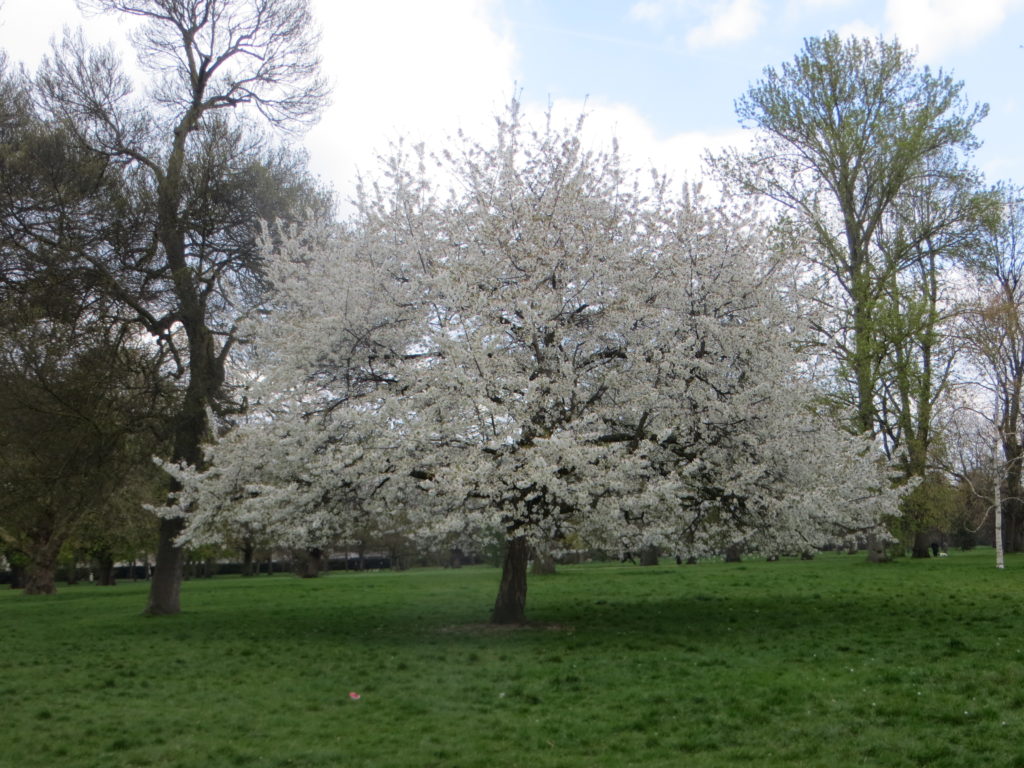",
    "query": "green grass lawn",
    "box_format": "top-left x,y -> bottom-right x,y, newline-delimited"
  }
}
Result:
2,550 -> 1024,768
